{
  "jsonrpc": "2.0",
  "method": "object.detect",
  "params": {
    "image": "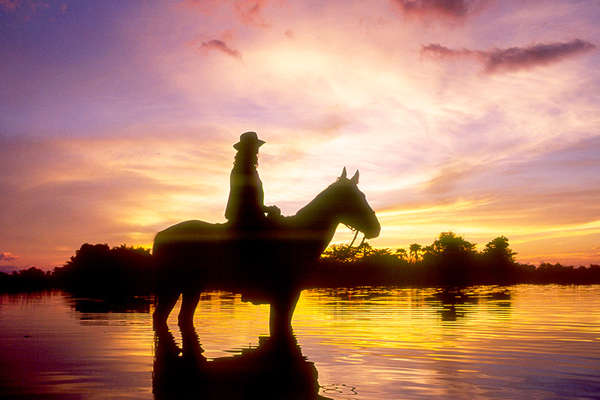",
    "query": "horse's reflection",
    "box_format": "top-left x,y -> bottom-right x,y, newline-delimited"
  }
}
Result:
153,323 -> 331,400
